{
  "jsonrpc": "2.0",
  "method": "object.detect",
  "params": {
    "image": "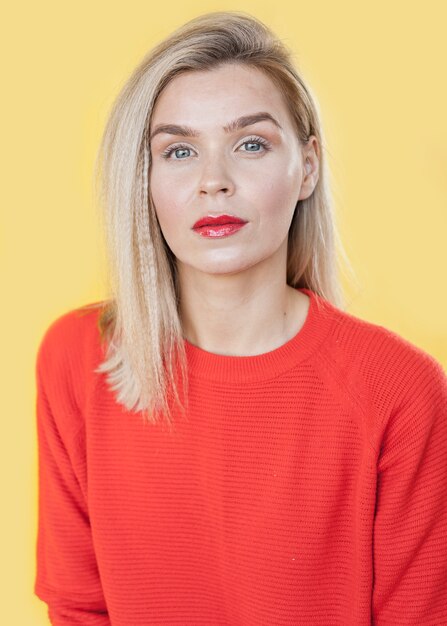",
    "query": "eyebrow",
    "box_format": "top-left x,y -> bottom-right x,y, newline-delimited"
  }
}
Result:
149,111 -> 283,142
